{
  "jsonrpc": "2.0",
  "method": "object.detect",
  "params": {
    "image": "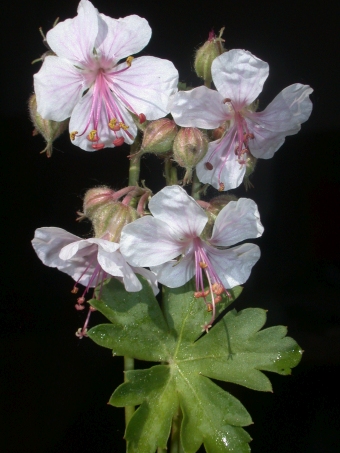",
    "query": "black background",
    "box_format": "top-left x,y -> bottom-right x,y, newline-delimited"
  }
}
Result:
1,0 -> 340,452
